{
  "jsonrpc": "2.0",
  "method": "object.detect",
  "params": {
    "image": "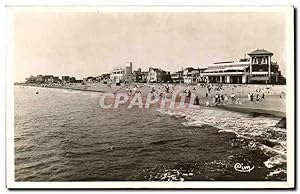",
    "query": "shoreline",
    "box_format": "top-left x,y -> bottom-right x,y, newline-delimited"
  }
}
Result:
217,105 -> 285,118
18,84 -> 105,93
16,83 -> 286,119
